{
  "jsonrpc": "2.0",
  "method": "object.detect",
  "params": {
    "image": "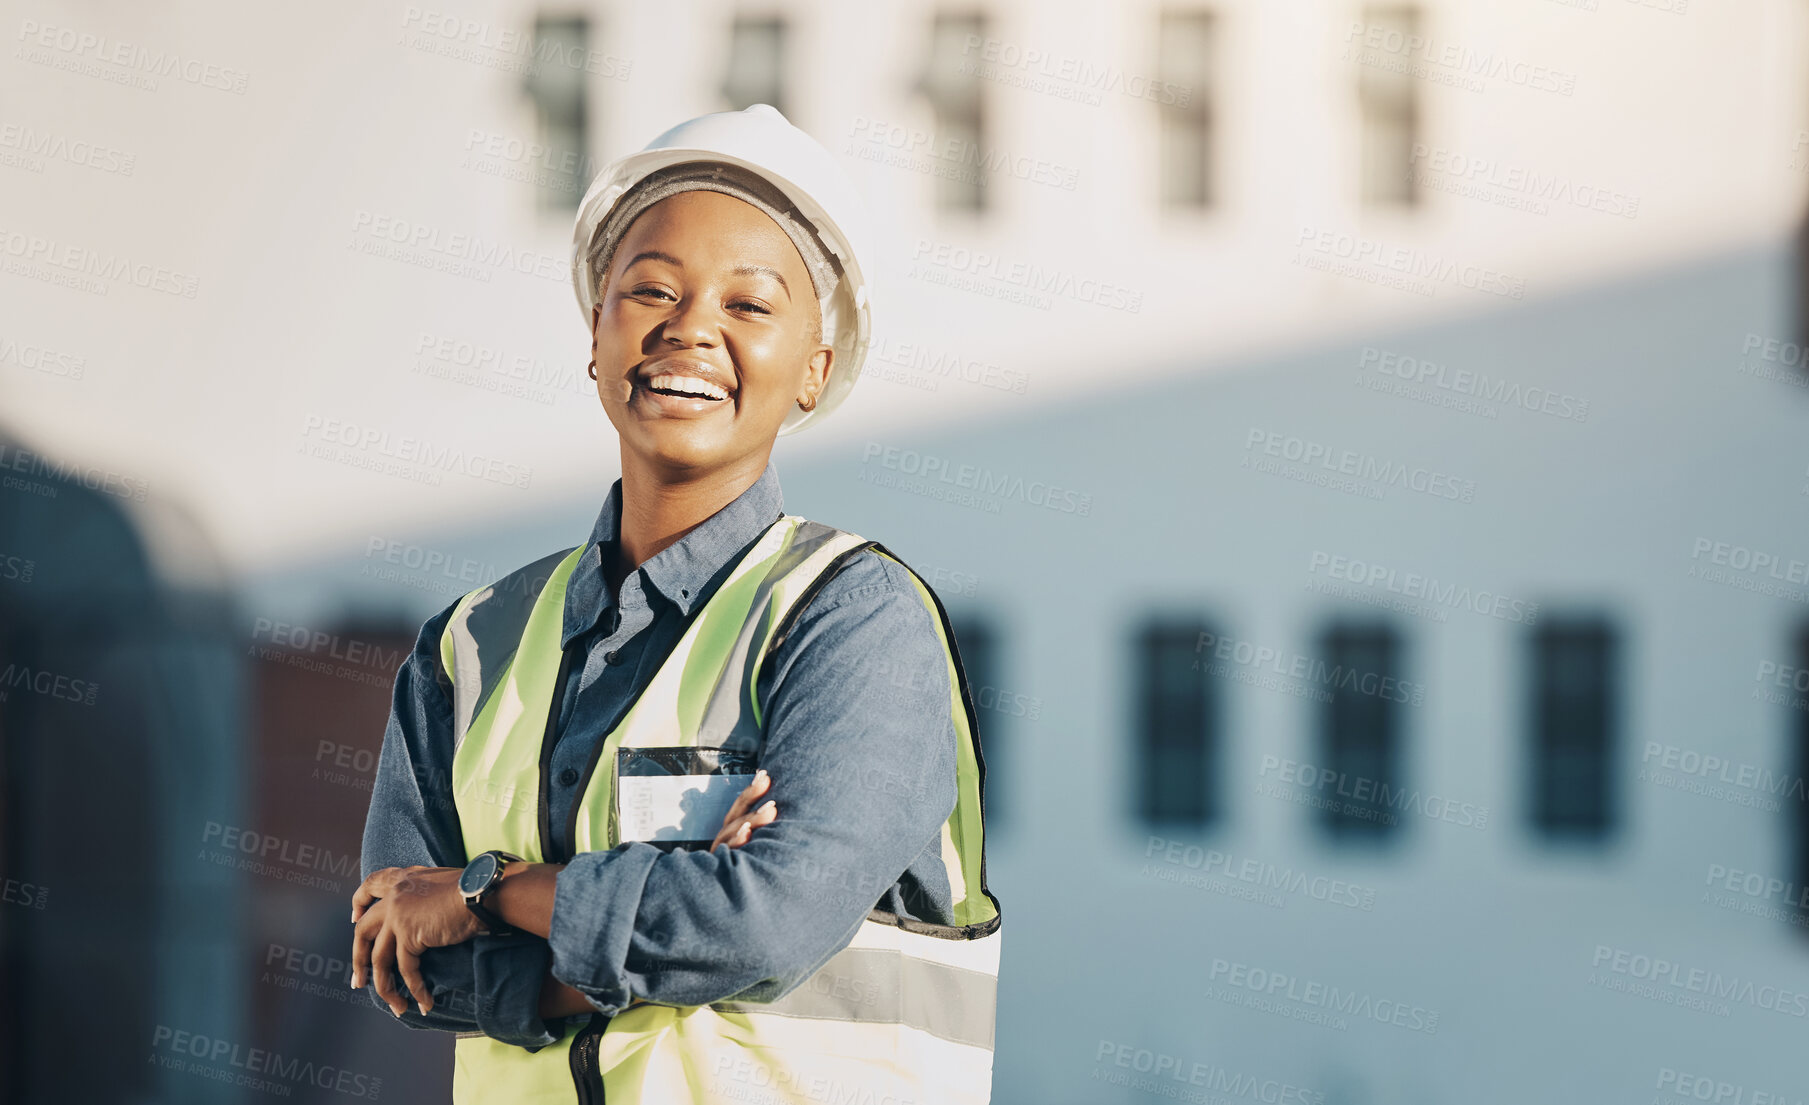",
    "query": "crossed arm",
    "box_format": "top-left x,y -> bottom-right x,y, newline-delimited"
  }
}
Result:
352,554 -> 959,1045
350,773 -> 778,1019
